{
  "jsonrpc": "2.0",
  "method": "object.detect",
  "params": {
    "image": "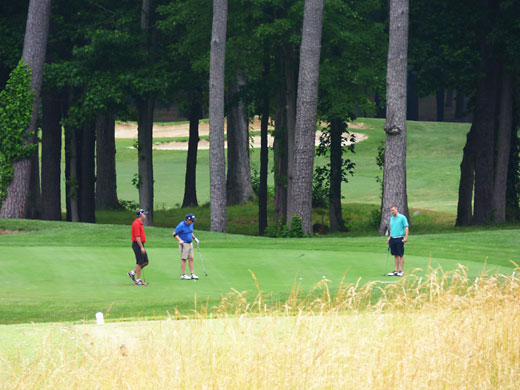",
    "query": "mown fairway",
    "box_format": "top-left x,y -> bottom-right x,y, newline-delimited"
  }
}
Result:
1,218 -> 518,324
